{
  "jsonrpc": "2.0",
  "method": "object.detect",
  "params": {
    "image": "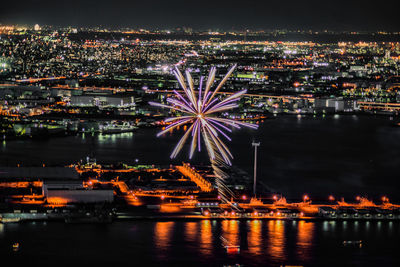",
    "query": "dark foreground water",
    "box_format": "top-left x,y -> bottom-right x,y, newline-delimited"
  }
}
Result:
1,220 -> 400,266
1,115 -> 400,266
1,115 -> 400,200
